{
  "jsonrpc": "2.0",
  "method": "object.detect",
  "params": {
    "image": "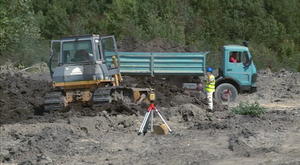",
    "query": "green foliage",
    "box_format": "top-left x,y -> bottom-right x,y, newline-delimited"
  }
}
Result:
0,0 -> 48,66
0,0 -> 299,69
0,0 -> 40,52
103,0 -> 190,45
232,102 -> 266,117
